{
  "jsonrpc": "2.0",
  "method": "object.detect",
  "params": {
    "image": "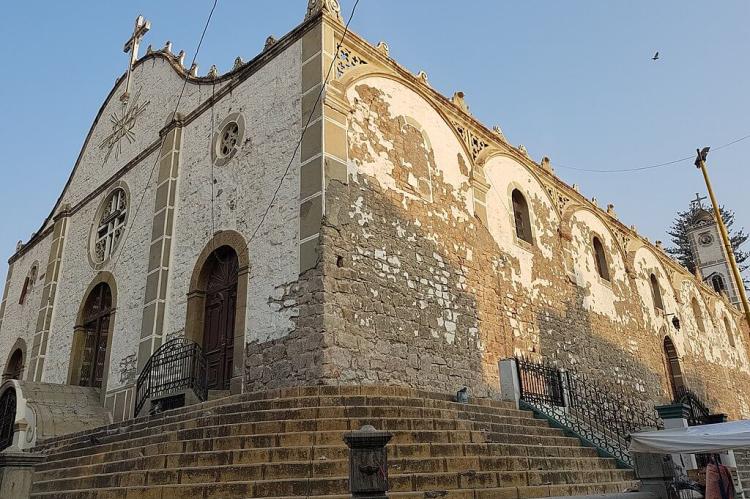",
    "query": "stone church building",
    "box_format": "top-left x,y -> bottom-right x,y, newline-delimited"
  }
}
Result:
0,0 -> 748,433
